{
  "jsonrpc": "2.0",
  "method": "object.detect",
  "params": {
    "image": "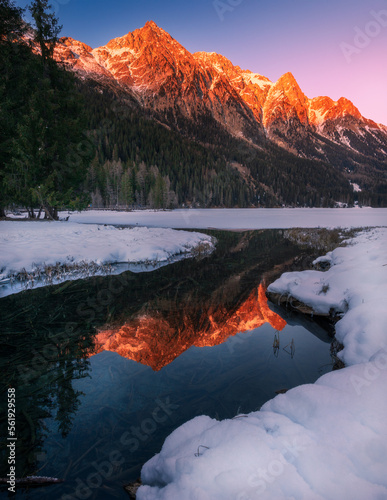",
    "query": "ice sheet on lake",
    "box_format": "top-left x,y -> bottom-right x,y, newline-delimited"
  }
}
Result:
61,207 -> 387,229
